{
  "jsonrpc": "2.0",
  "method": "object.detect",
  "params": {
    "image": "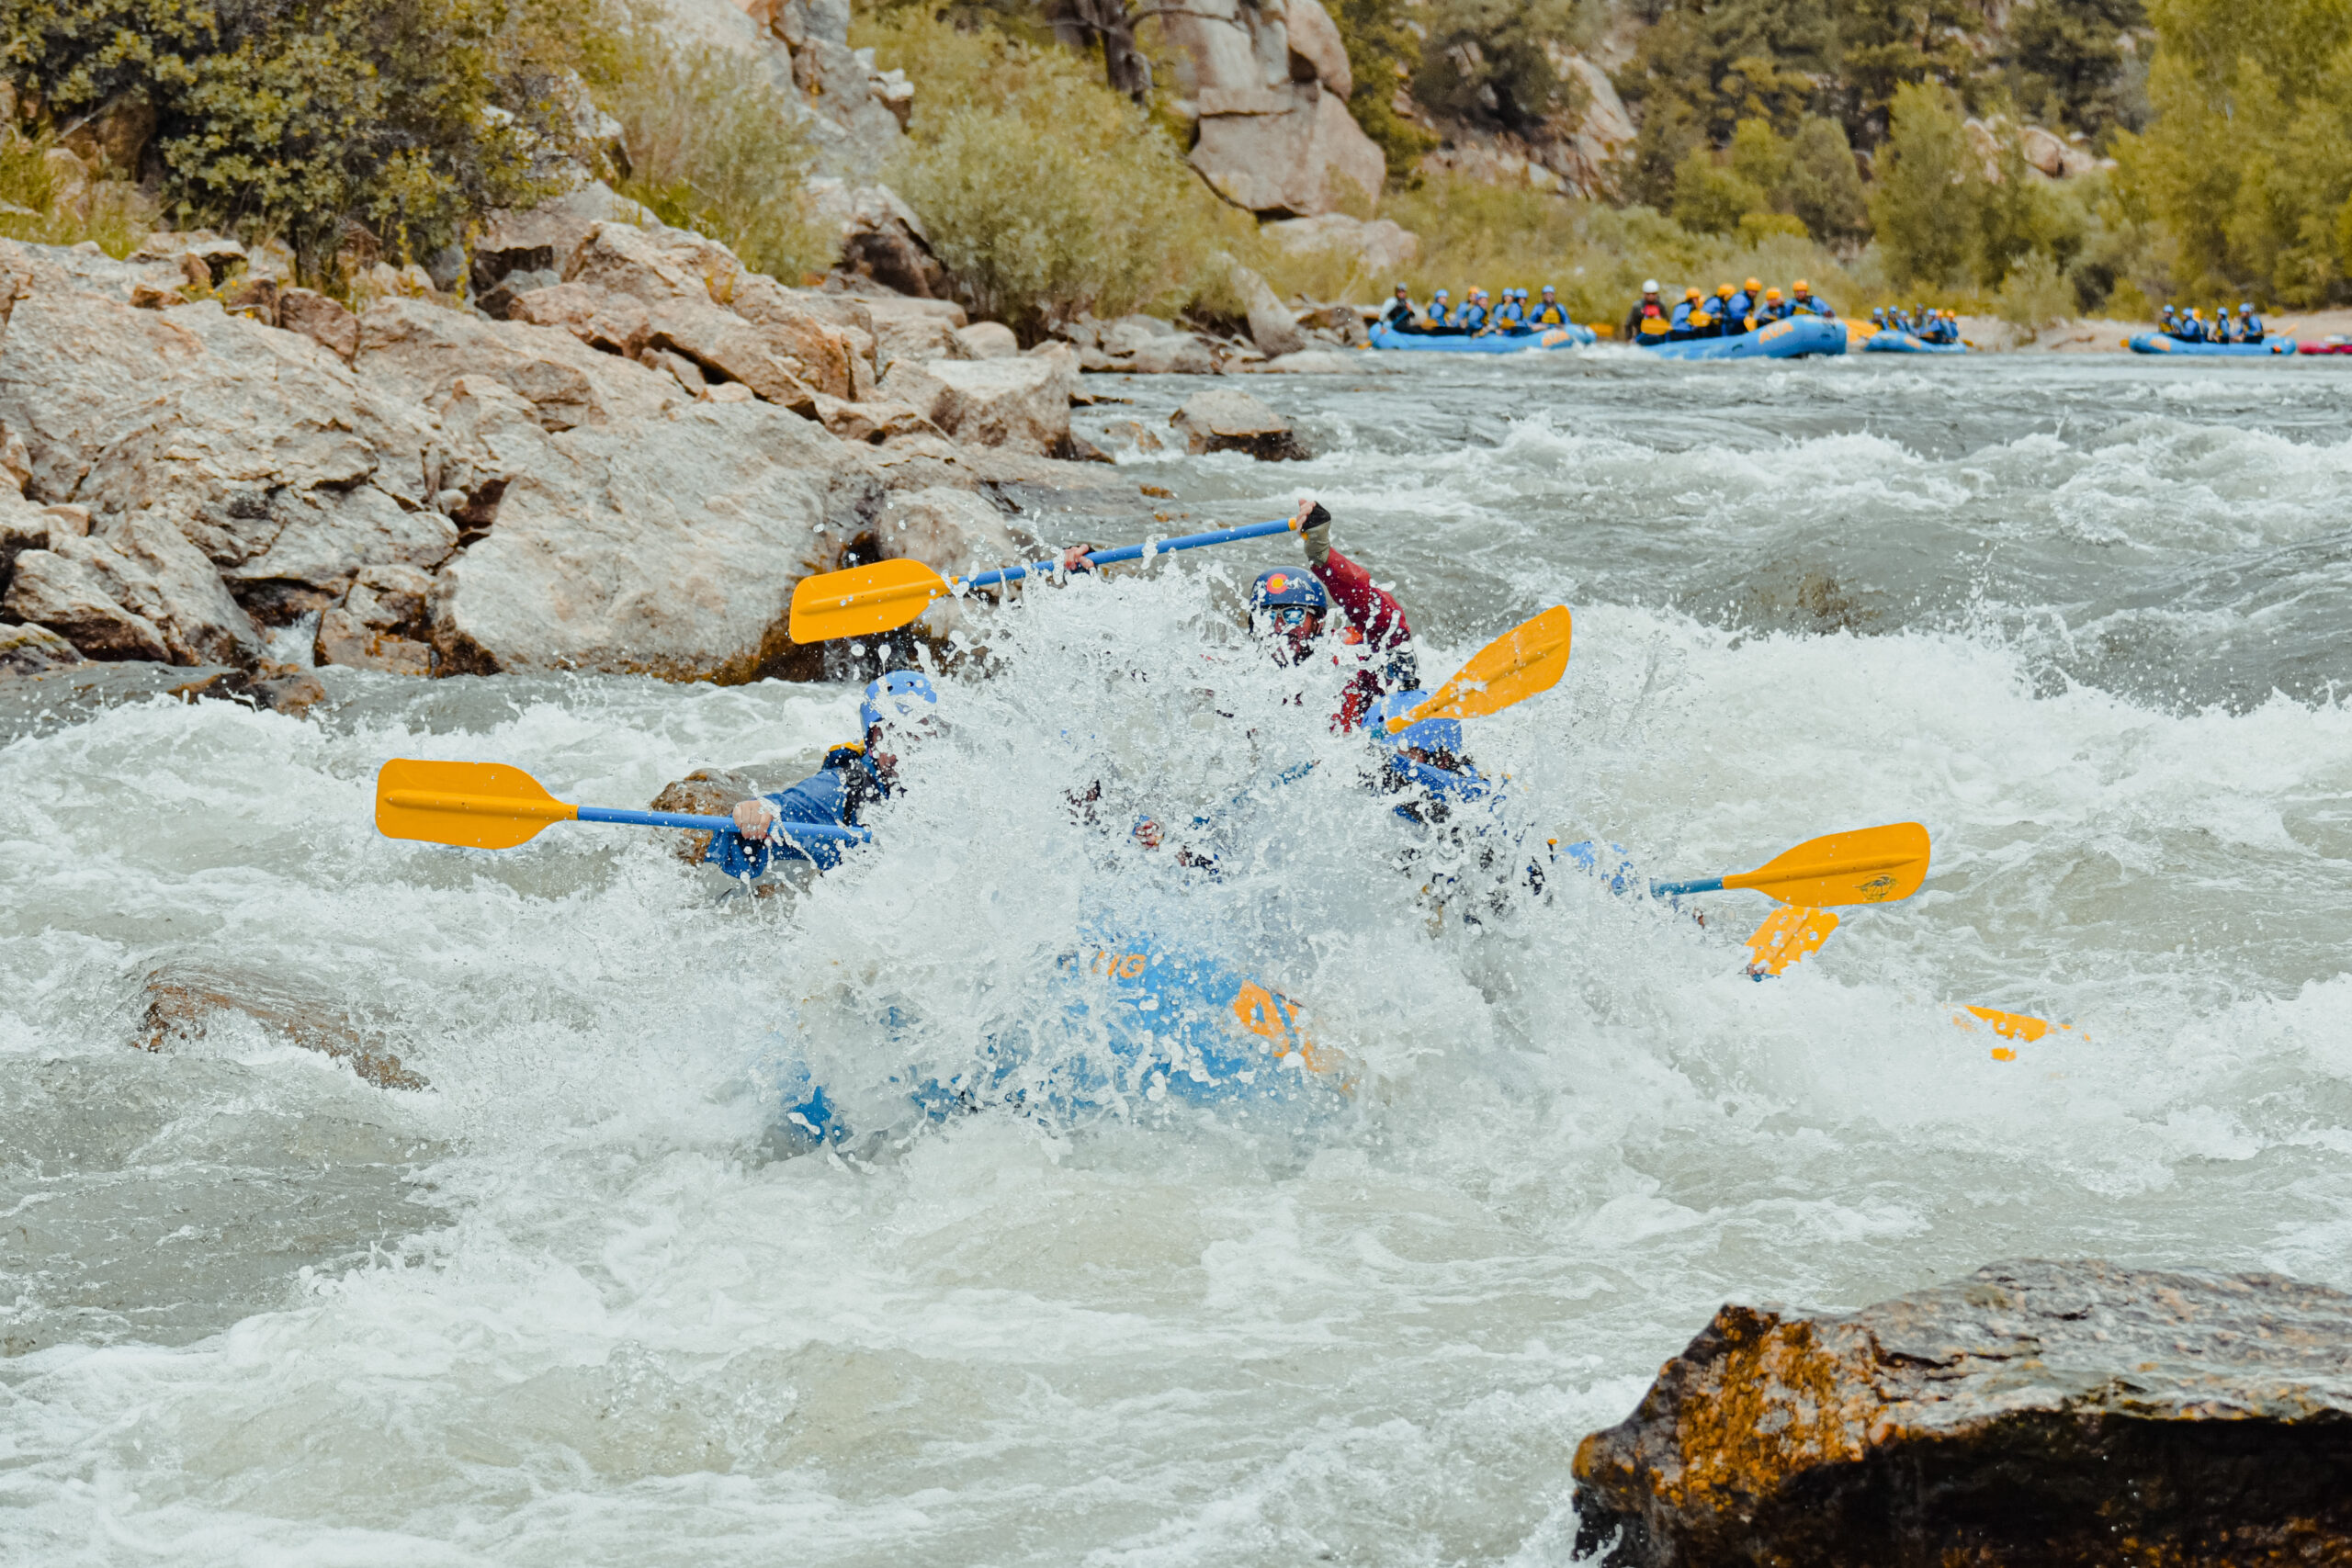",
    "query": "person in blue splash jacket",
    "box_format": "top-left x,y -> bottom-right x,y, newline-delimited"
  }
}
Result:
708,672 -> 937,877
